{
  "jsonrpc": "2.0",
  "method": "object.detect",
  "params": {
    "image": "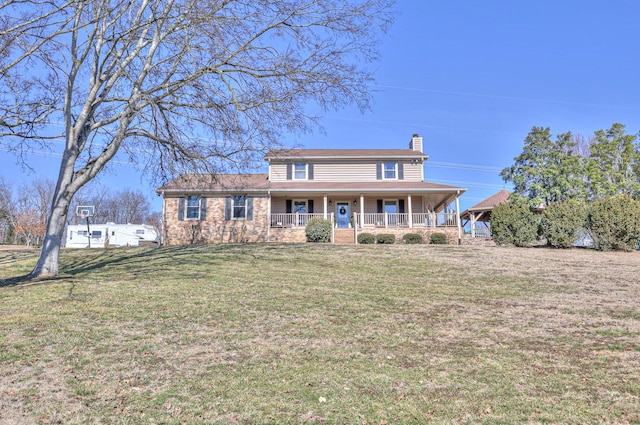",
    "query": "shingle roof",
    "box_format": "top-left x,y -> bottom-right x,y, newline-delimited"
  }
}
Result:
265,149 -> 427,160
268,180 -> 463,192
156,174 -> 270,193
467,189 -> 511,211
156,174 -> 465,195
